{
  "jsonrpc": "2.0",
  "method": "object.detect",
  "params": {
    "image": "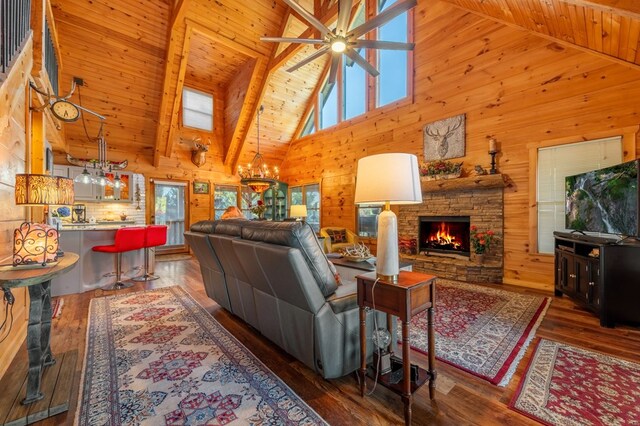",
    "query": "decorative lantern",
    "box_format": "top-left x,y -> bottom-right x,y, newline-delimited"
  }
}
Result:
13,222 -> 59,267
